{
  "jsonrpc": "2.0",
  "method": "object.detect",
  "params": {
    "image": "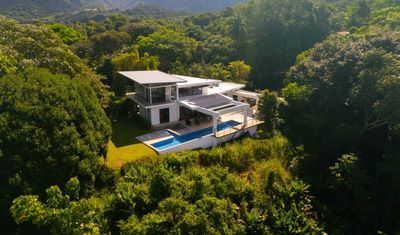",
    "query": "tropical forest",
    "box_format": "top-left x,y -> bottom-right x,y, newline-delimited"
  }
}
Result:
0,0 -> 400,234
